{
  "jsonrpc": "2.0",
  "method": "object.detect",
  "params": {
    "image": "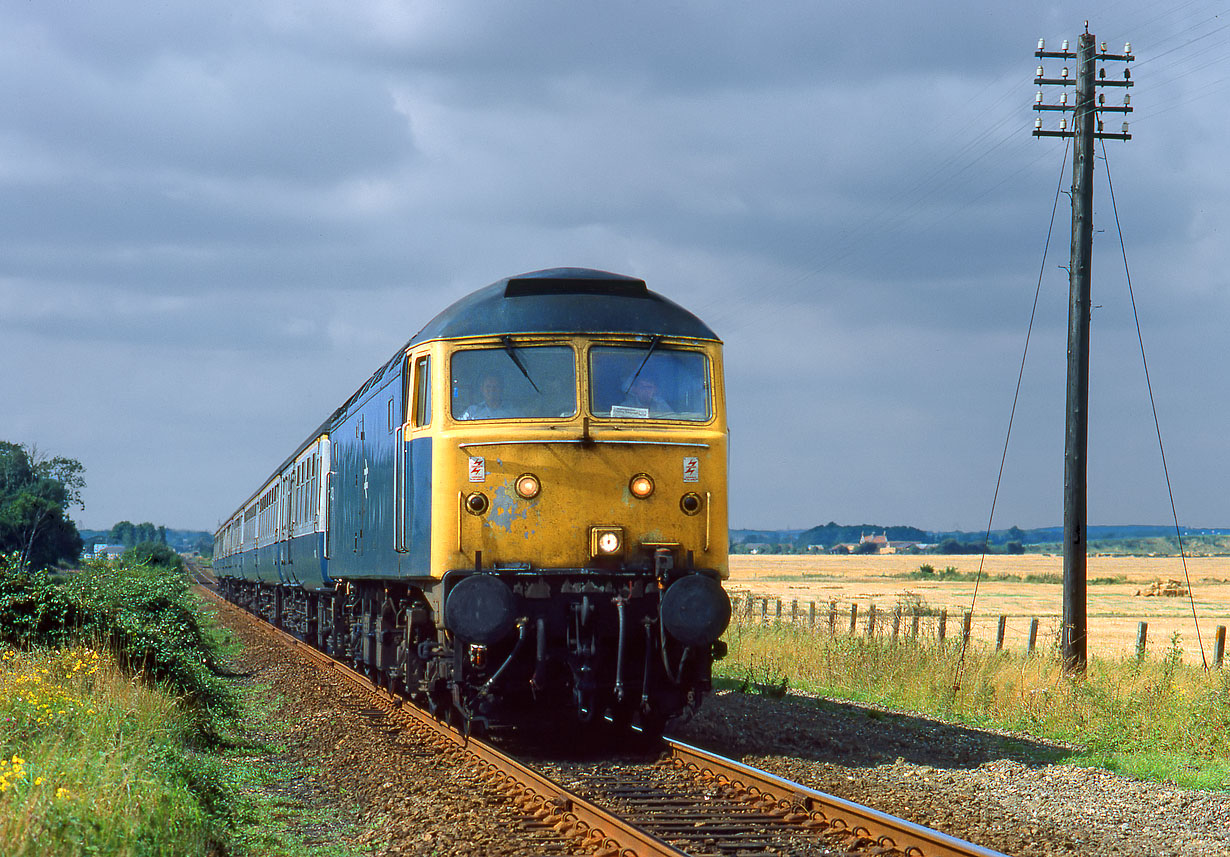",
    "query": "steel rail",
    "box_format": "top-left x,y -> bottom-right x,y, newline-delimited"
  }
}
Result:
662,737 -> 1010,857
197,587 -> 688,857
